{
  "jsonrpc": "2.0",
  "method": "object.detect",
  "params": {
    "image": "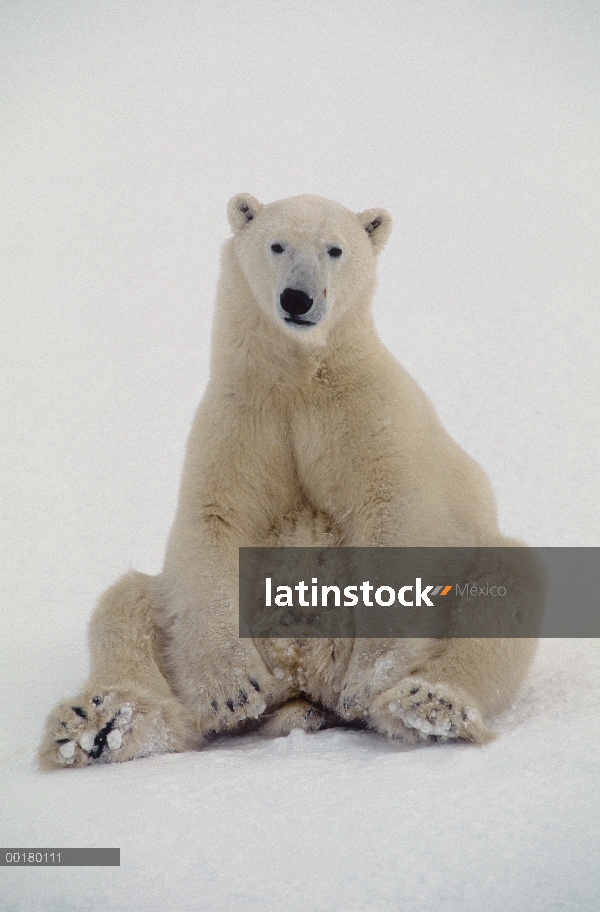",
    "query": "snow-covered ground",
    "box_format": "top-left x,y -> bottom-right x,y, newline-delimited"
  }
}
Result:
1,3 -> 599,910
